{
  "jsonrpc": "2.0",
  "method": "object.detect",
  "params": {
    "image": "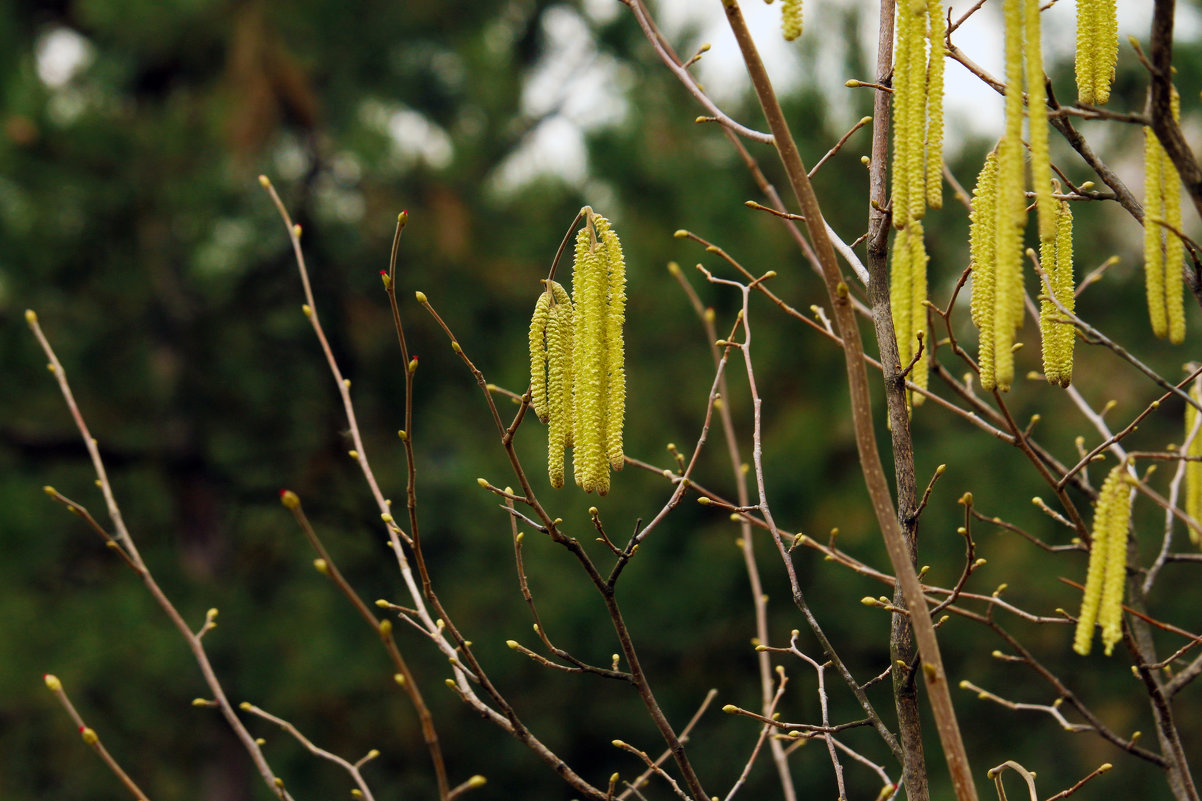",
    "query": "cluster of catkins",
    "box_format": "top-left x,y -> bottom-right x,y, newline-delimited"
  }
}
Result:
889,0 -> 946,408
964,0 -> 1186,392
966,0 -> 1072,393
528,209 -> 626,495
